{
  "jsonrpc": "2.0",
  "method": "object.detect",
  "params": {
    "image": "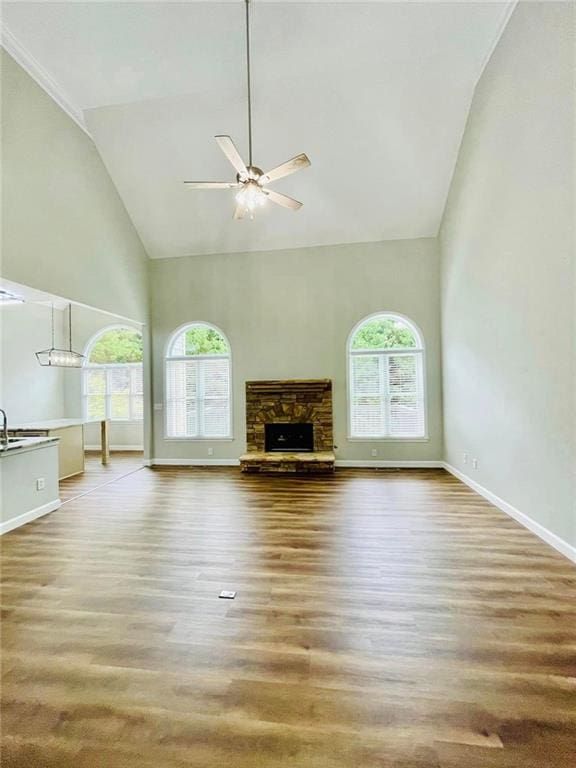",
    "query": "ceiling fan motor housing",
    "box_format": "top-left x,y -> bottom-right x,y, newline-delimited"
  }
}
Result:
238,166 -> 265,184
